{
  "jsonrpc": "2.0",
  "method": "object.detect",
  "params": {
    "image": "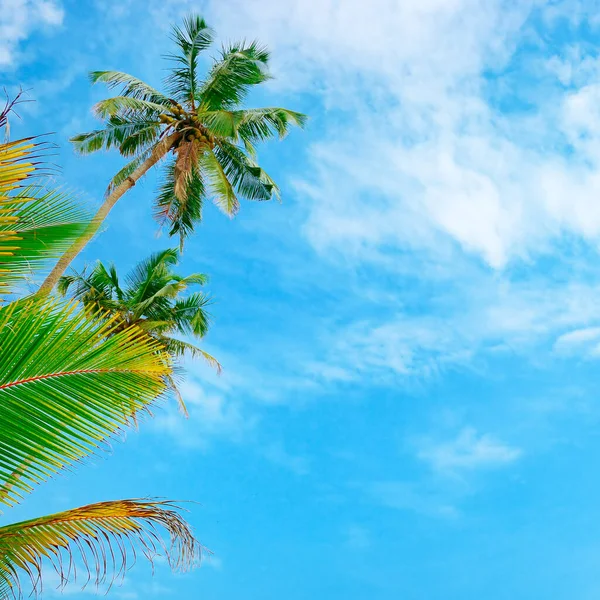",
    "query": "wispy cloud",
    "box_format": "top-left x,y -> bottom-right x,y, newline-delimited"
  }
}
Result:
417,427 -> 522,474
308,275 -> 600,385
